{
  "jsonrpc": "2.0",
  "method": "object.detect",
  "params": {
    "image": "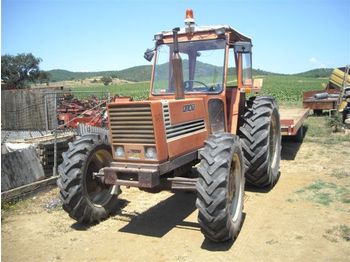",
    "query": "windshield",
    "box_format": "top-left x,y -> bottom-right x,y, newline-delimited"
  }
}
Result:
152,39 -> 226,95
